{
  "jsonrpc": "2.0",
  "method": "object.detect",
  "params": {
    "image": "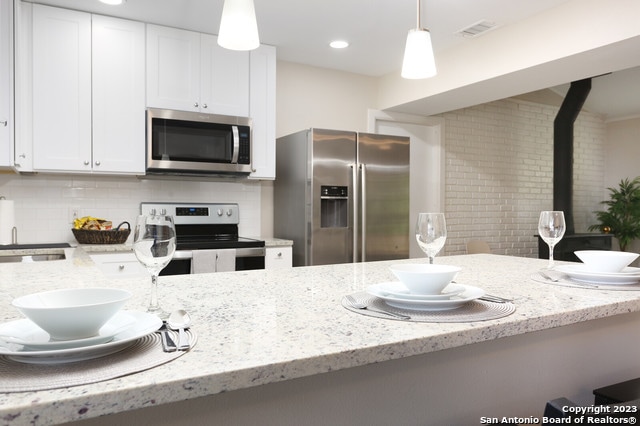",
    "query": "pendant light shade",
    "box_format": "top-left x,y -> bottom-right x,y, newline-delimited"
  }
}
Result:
401,1 -> 437,79
218,0 -> 260,51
